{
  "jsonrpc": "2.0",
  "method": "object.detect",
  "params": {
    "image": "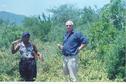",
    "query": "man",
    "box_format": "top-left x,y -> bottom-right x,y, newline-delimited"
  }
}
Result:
57,20 -> 88,82
11,32 -> 44,81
